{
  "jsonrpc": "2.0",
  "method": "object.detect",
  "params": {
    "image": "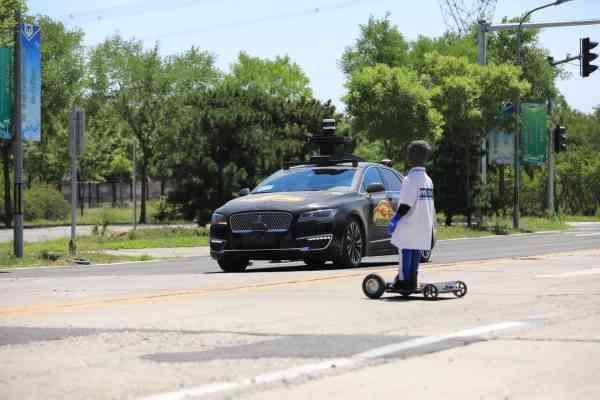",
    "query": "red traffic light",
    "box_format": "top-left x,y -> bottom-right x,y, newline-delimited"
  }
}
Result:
581,37 -> 598,78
